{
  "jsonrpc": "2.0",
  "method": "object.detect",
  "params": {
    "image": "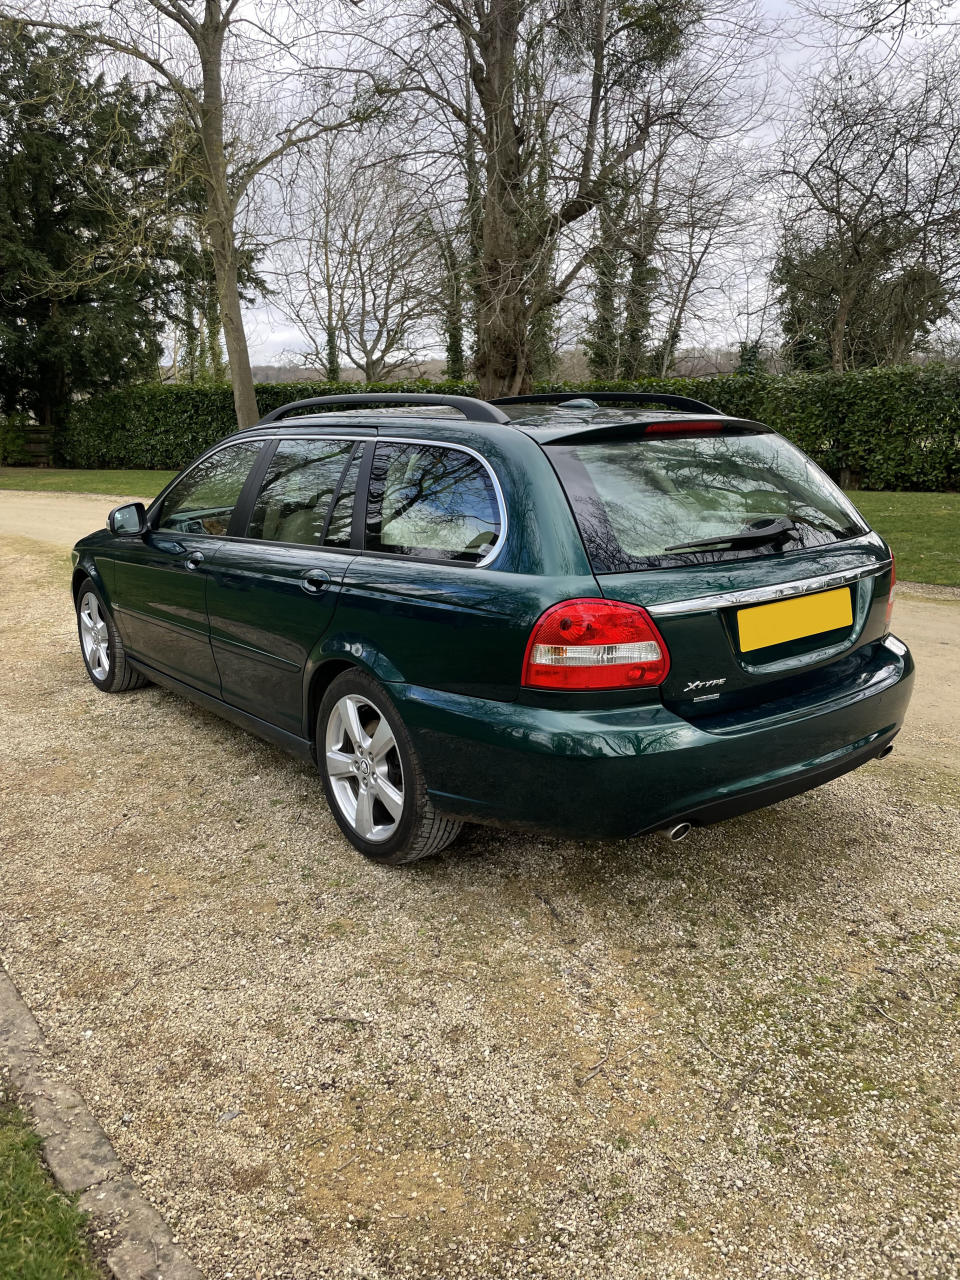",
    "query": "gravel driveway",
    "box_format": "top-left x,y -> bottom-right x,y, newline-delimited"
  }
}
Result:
1,493 -> 958,1280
